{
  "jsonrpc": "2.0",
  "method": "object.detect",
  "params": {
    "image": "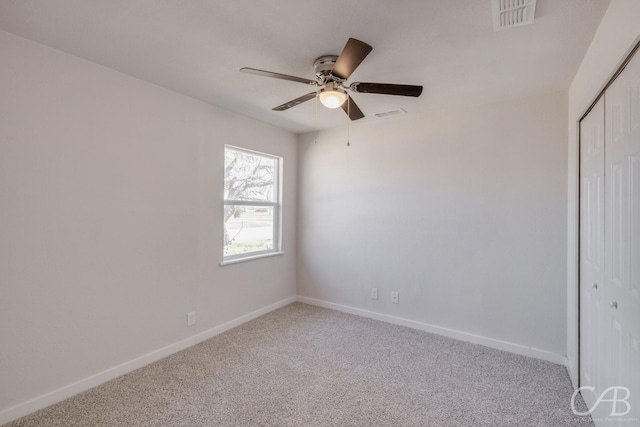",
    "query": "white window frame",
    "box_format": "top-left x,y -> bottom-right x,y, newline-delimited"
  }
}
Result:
222,145 -> 283,265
